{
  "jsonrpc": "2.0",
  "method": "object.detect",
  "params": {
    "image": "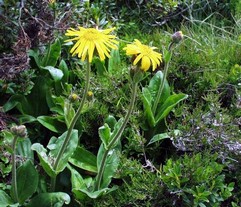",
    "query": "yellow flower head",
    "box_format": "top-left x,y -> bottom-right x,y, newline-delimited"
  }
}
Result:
123,39 -> 162,72
65,27 -> 118,63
